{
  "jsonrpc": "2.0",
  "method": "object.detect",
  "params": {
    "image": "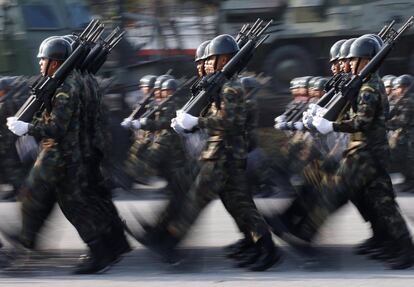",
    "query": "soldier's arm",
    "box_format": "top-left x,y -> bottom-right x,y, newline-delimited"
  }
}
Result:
387,98 -> 412,130
28,91 -> 74,140
197,83 -> 243,130
141,101 -> 176,131
332,86 -> 378,133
